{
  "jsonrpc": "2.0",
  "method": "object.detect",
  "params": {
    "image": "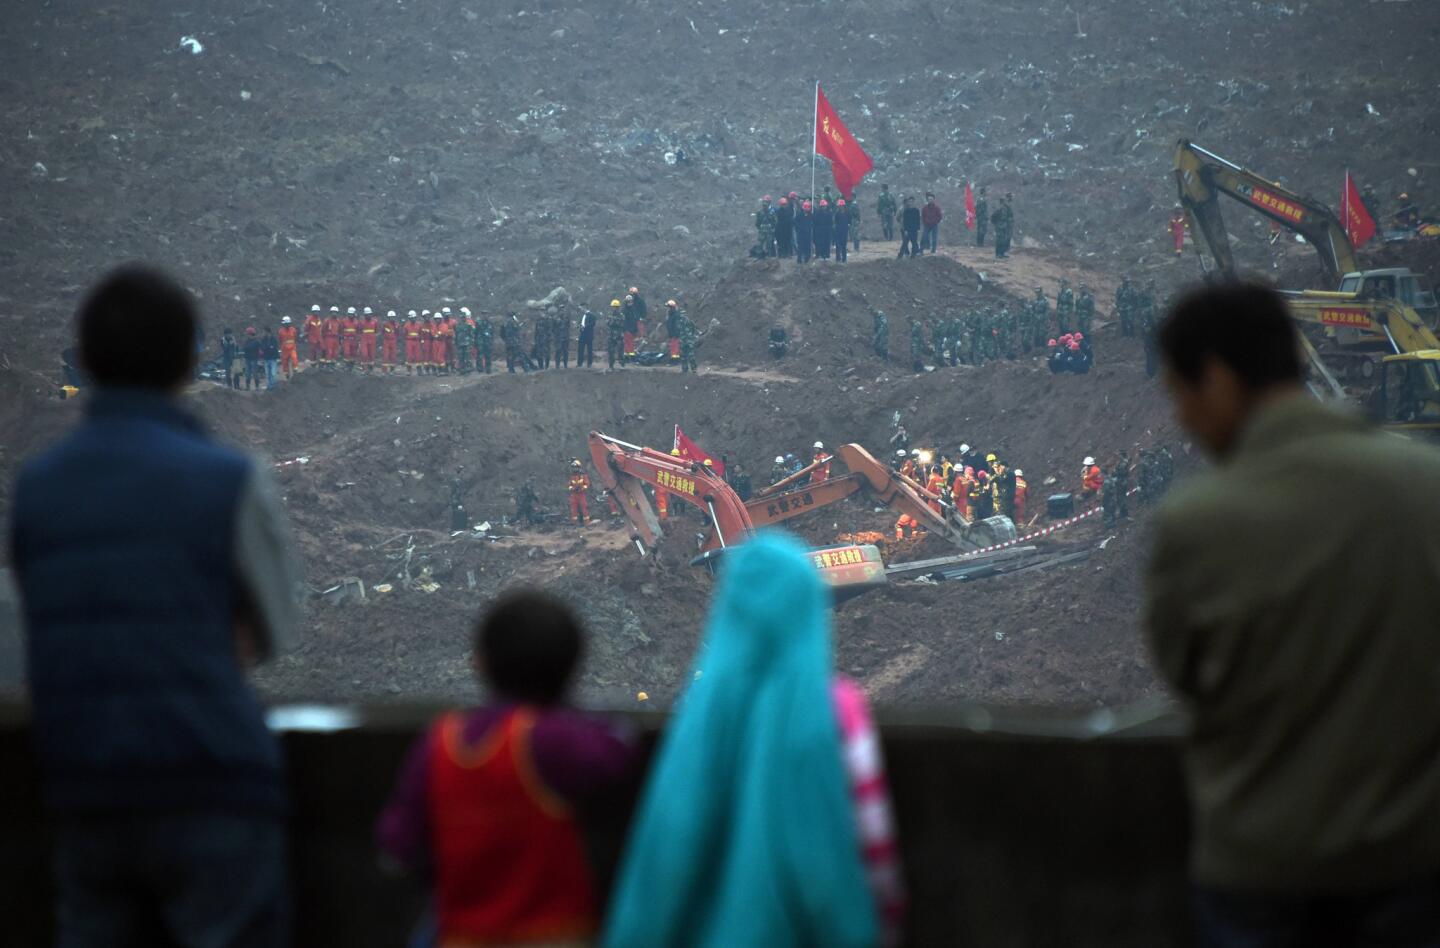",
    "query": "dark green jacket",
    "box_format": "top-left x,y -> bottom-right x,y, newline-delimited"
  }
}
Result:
1146,395 -> 1440,891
